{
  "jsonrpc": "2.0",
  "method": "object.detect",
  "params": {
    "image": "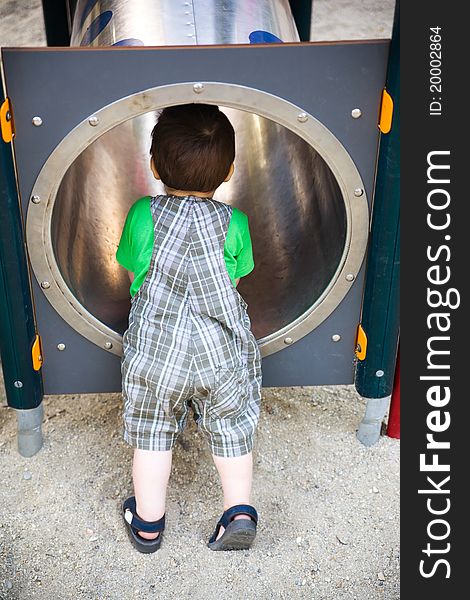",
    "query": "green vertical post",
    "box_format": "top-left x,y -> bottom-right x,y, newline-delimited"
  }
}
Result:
355,3 -> 400,444
41,0 -> 72,46
288,0 -> 313,42
0,77 -> 44,455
